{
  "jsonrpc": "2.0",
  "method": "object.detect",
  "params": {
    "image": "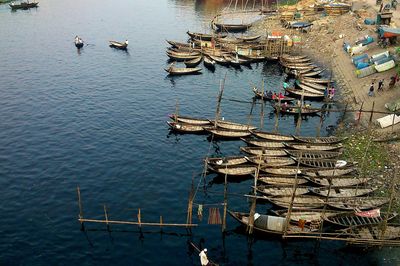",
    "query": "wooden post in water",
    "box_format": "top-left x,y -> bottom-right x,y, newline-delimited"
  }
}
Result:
222,171 -> 228,233
76,186 -> 84,230
103,204 -> 110,231
186,180 -> 194,229
260,80 -> 265,129
138,208 -> 141,228
247,166 -> 259,235
369,101 -> 375,127
160,216 -> 163,233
